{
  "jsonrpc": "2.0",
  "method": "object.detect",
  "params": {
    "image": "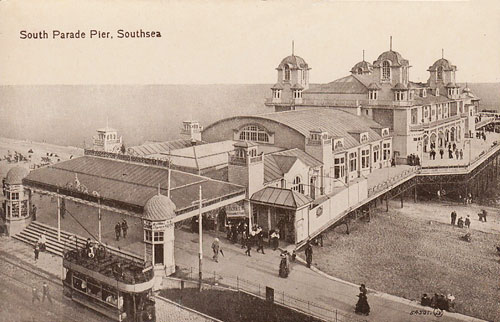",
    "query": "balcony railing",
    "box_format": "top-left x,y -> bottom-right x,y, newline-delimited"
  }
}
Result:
229,154 -> 263,165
